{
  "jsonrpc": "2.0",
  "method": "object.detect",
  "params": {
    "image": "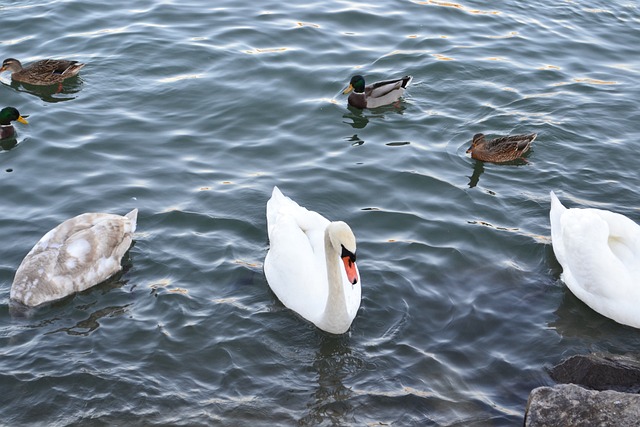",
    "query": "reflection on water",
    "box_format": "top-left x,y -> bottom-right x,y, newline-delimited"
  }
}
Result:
2,78 -> 83,103
549,288 -> 625,340
467,157 -> 530,188
345,134 -> 364,147
344,133 -> 412,150
343,106 -> 369,129
468,159 -> 485,188
300,334 -> 363,425
49,303 -> 132,336
342,103 -> 409,129
8,252 -> 134,321
0,137 -> 19,151
1,0 -> 639,424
